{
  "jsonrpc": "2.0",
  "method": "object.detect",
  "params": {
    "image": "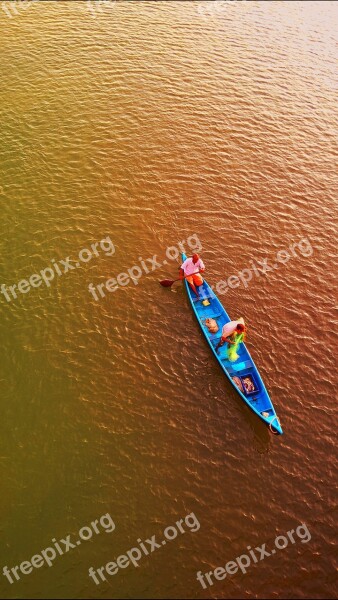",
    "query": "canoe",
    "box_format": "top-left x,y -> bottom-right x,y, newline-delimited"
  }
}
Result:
182,253 -> 283,435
